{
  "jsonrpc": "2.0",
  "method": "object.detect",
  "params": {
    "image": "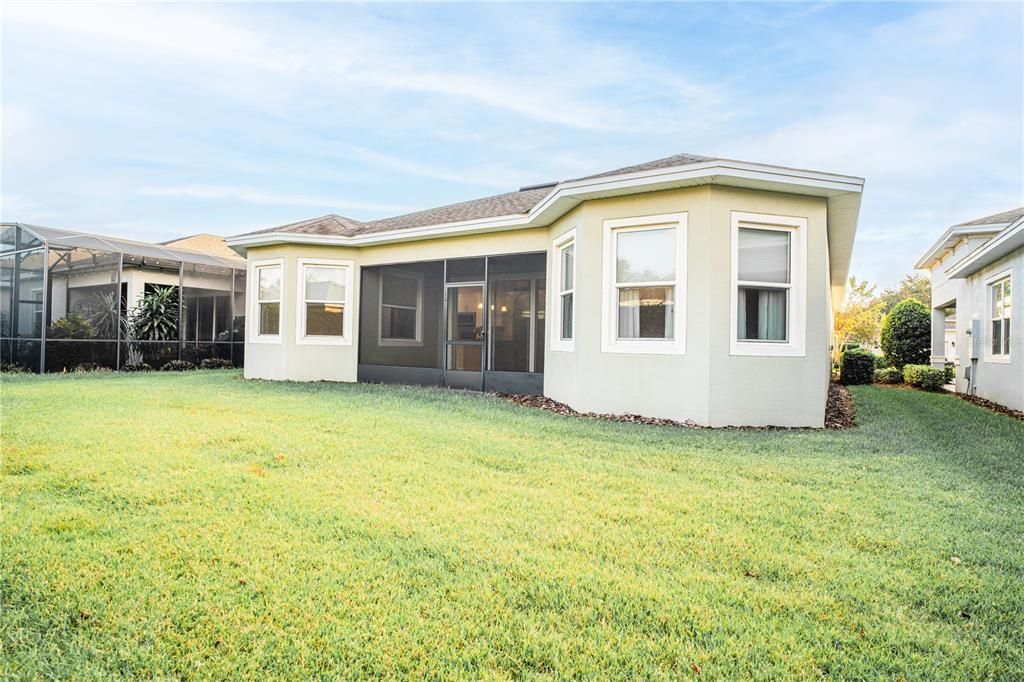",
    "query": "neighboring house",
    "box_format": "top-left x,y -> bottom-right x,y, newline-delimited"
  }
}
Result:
225,153 -> 864,427
916,208 -> 1023,410
0,223 -> 246,371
